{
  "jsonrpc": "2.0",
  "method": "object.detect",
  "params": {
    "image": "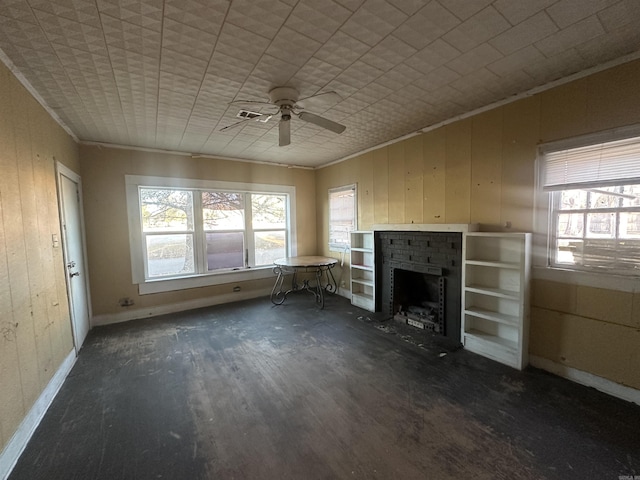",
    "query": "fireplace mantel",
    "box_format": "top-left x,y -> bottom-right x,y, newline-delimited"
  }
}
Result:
372,223 -> 479,233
